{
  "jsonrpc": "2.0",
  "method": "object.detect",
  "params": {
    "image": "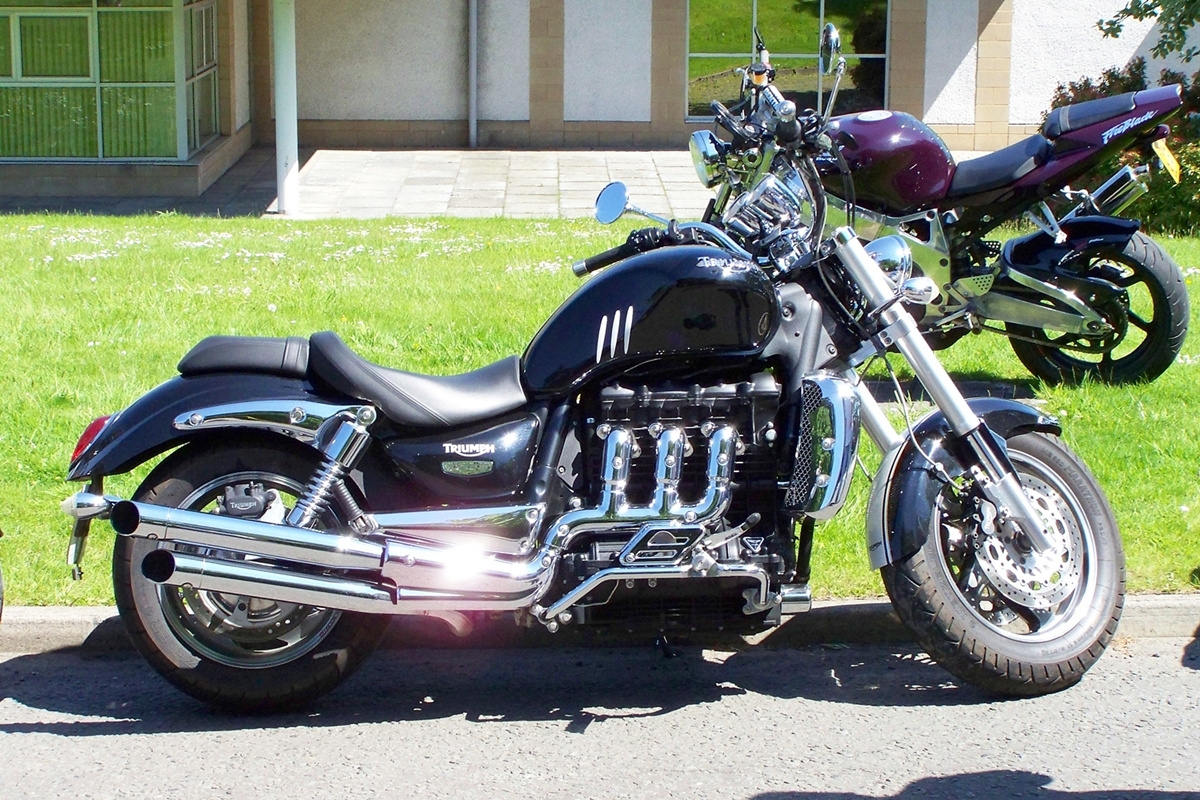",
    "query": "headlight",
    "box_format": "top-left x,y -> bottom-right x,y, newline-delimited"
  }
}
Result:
862,235 -> 913,288
689,130 -> 726,188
